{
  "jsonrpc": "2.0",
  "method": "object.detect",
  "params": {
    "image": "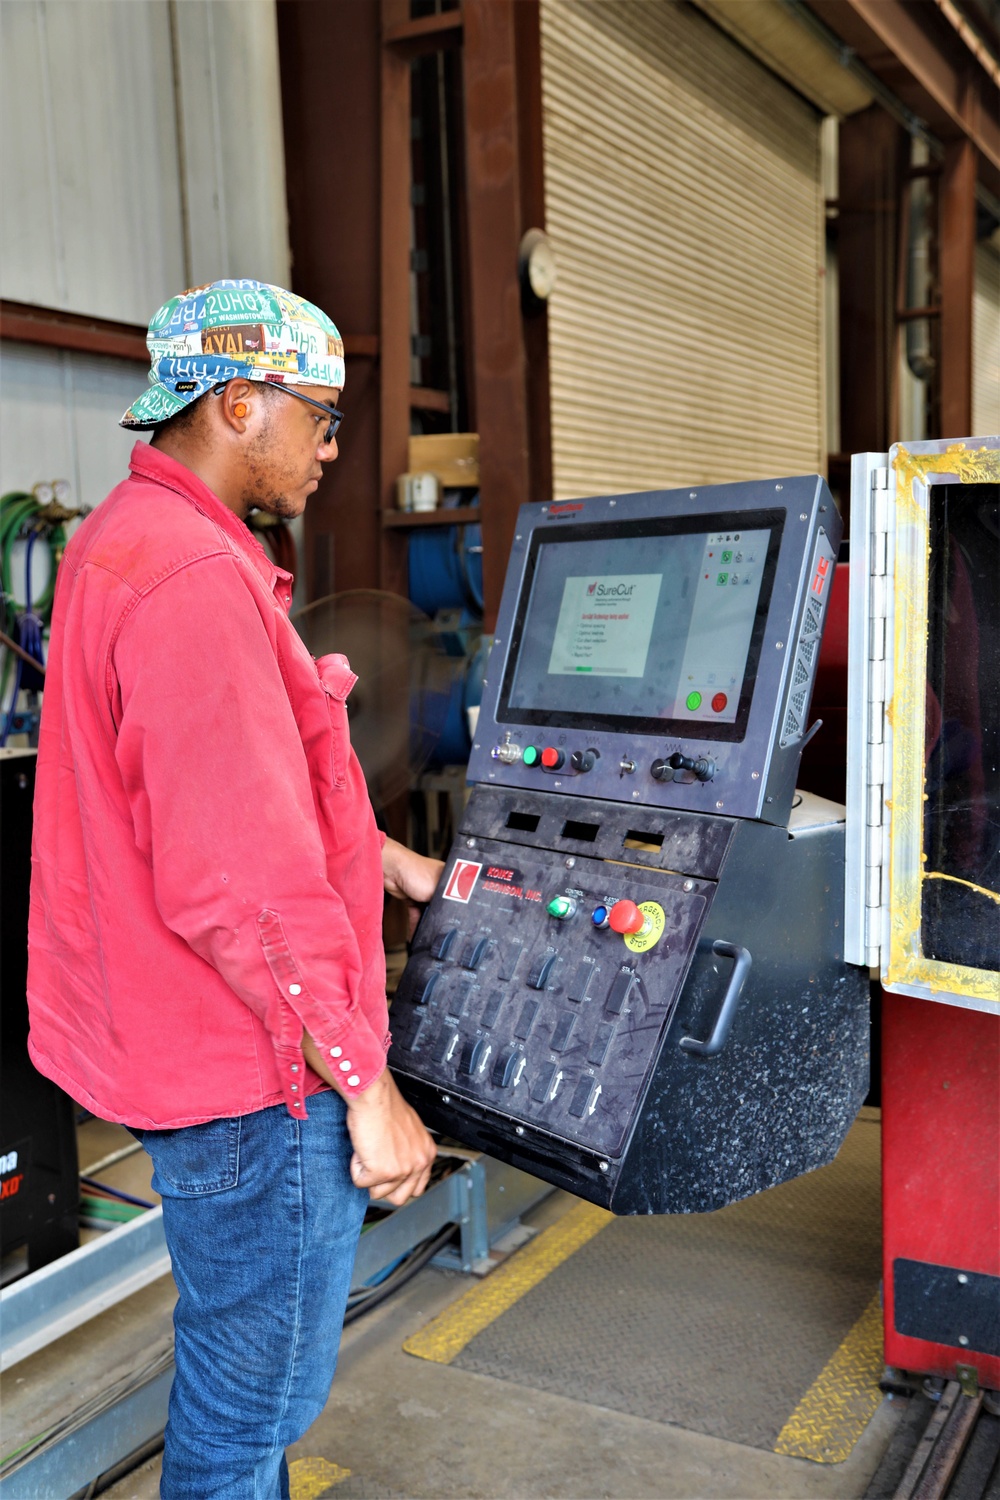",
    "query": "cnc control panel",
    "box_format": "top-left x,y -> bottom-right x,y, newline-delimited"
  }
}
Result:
390,477 -> 868,1214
